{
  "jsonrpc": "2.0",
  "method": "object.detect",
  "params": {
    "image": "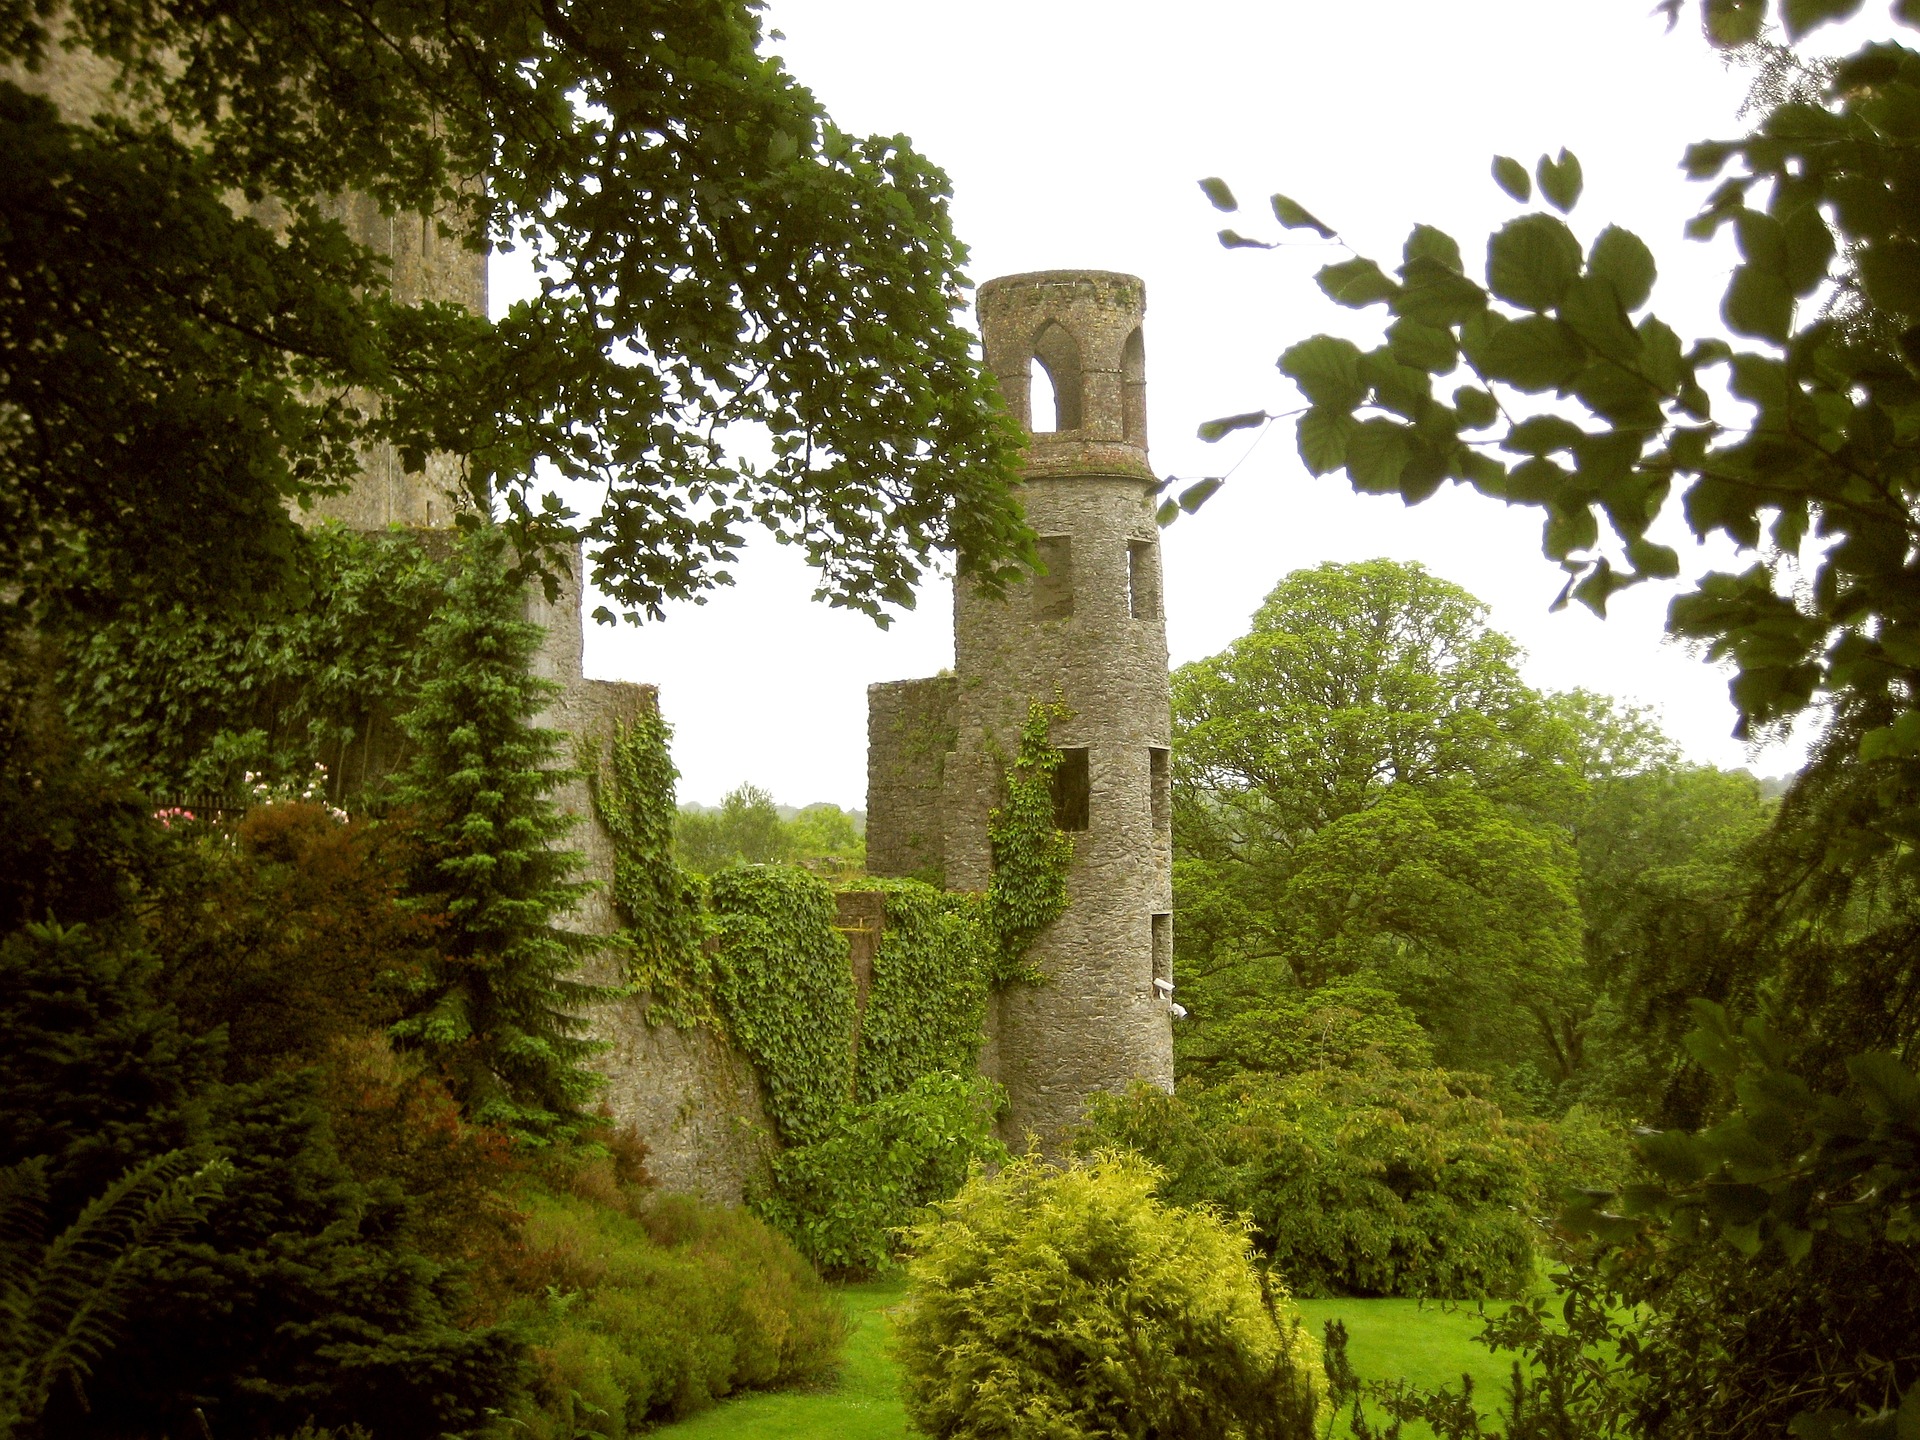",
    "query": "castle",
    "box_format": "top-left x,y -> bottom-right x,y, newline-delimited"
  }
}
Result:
17,46 -> 1174,1187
